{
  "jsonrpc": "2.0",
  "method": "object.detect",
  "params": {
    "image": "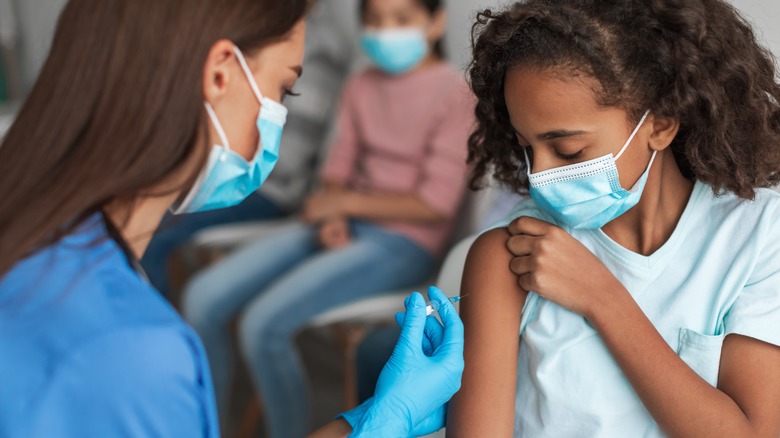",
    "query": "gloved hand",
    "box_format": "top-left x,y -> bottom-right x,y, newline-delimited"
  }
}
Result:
341,286 -> 464,437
